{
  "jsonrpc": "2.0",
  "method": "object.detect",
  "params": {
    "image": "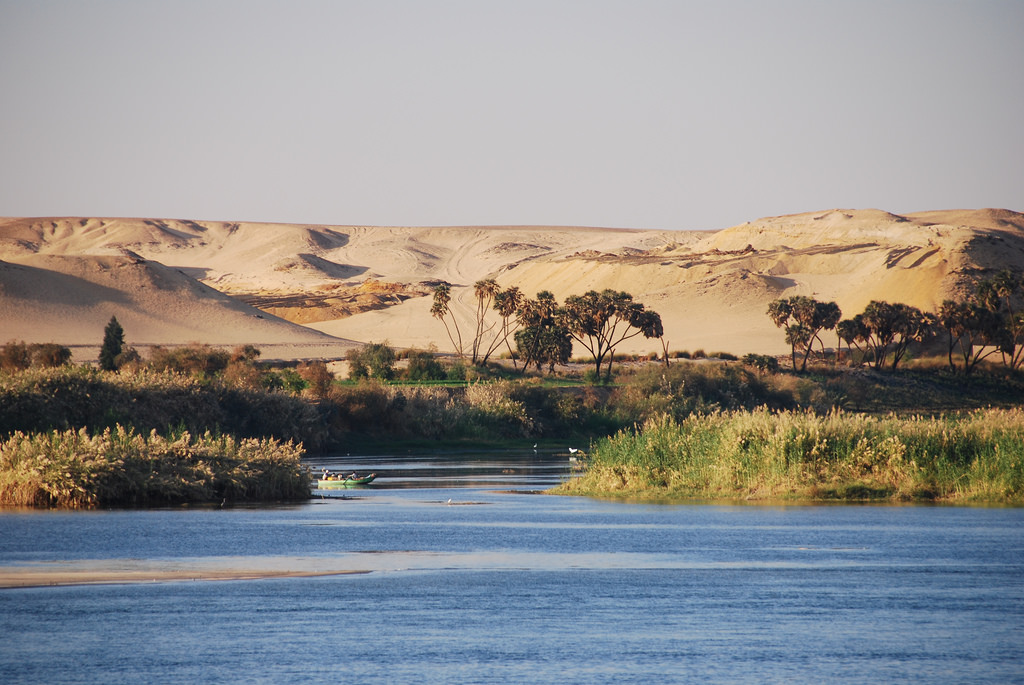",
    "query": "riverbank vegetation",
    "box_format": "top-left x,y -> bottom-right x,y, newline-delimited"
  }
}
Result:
5,349 -> 1024,447
553,408 -> 1024,503
4,335 -> 1024,507
0,425 -> 308,508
